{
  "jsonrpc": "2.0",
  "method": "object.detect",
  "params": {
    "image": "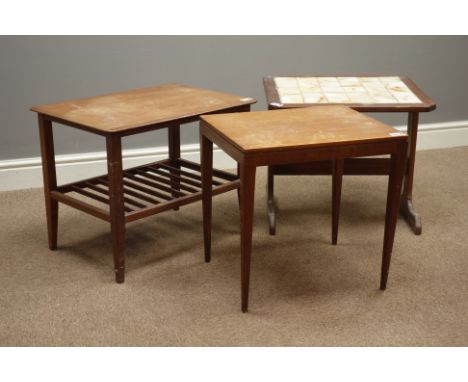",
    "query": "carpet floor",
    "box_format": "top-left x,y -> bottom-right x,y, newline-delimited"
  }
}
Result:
1,146 -> 467,346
